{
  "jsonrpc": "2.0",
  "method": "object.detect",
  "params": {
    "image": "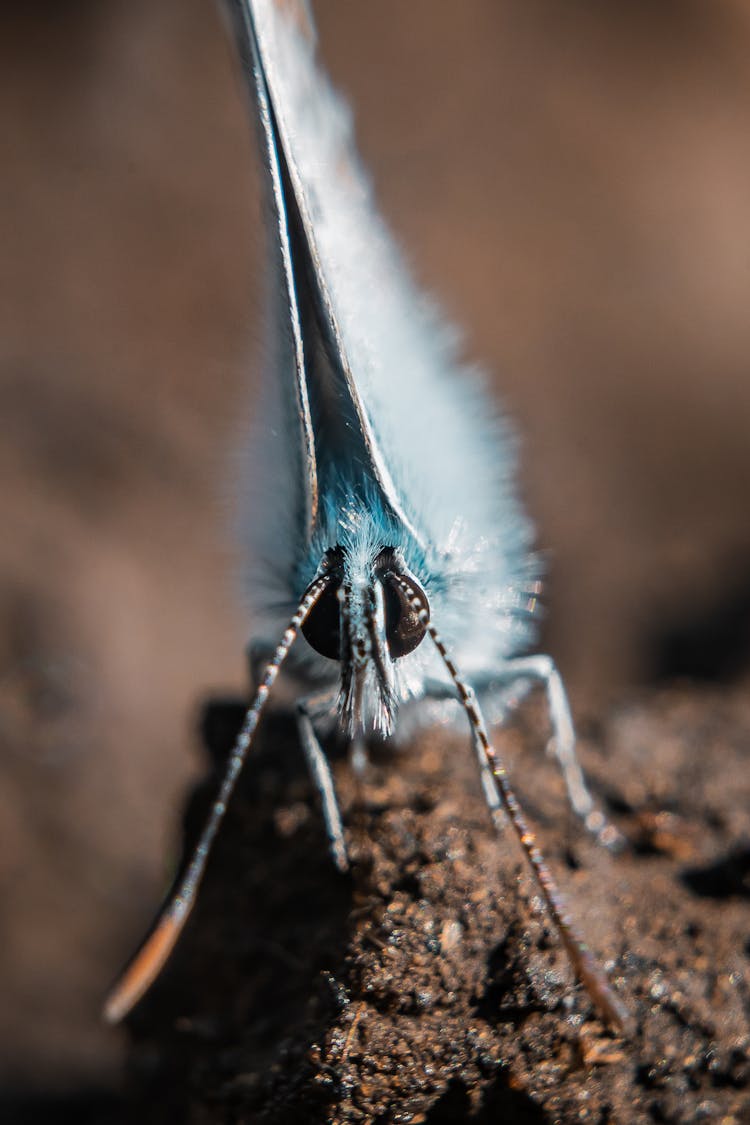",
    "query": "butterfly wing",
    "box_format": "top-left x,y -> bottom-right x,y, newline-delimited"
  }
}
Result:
233,0 -> 534,663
